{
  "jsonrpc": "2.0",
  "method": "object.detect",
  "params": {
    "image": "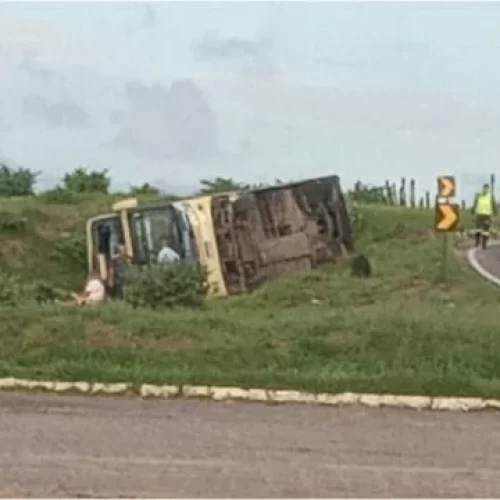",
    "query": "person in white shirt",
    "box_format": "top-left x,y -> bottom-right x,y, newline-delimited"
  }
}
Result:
72,272 -> 106,305
157,239 -> 180,264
